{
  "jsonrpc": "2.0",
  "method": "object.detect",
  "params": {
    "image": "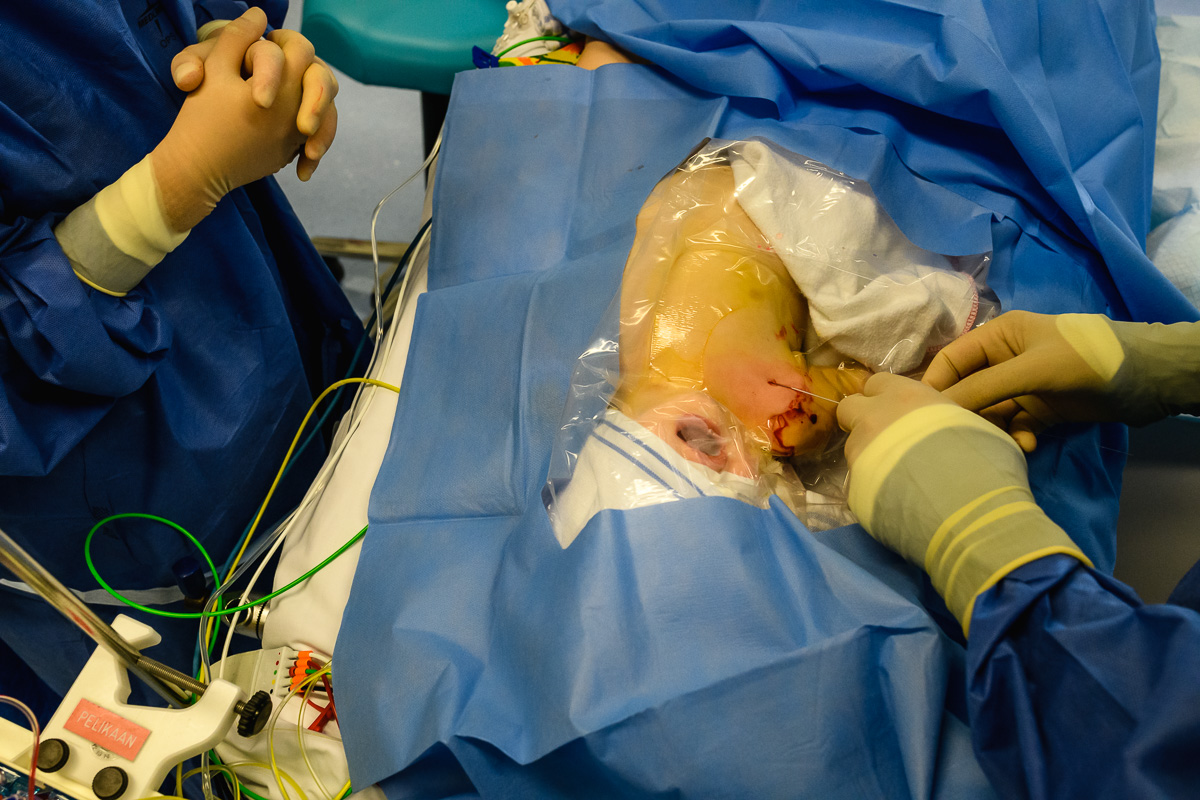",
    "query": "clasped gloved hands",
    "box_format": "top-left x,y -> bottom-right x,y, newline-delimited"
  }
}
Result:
54,8 -> 339,295
923,310 -> 1200,451
152,7 -> 338,231
171,8 -> 338,183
